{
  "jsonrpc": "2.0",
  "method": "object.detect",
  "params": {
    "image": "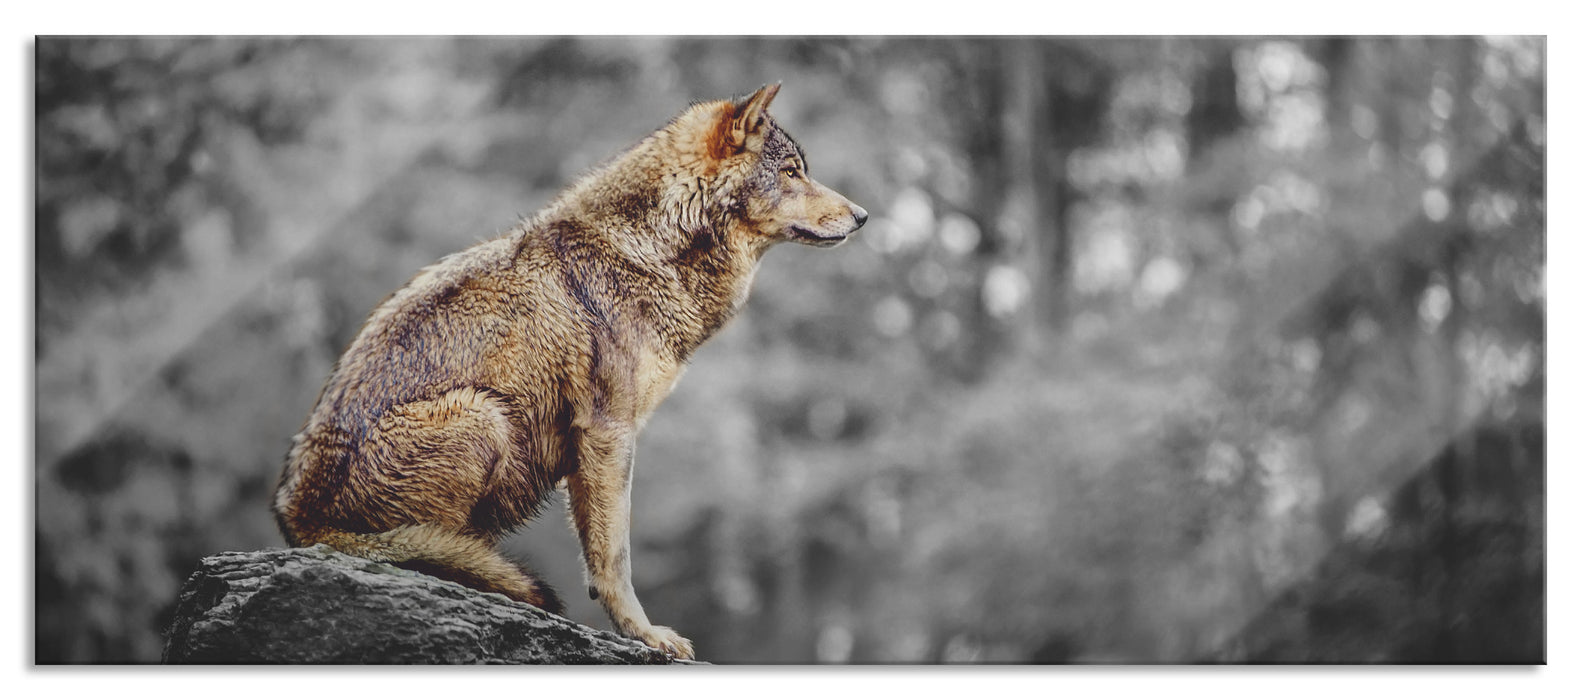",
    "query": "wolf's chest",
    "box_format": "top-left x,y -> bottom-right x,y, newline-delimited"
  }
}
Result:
632,351 -> 686,425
